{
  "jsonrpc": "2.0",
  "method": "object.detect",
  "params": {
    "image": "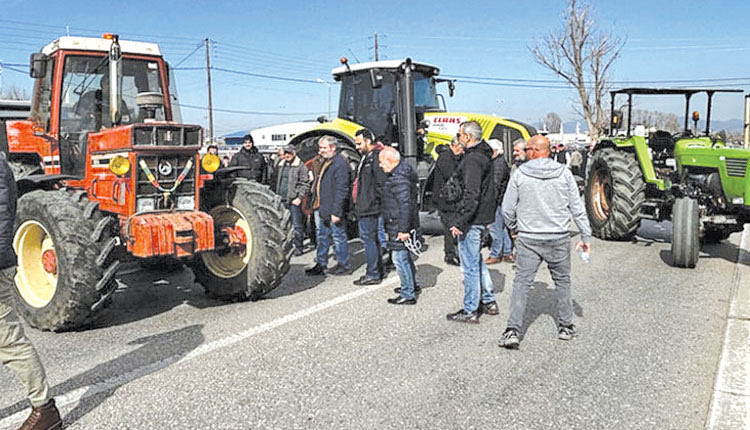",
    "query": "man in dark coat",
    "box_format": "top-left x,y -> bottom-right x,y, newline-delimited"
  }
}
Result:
229,134 -> 266,182
447,121 -> 498,324
379,147 -> 419,305
271,145 -> 311,256
486,139 -> 513,264
352,128 -> 387,285
305,136 -> 351,276
0,152 -> 62,430
433,137 -> 463,266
